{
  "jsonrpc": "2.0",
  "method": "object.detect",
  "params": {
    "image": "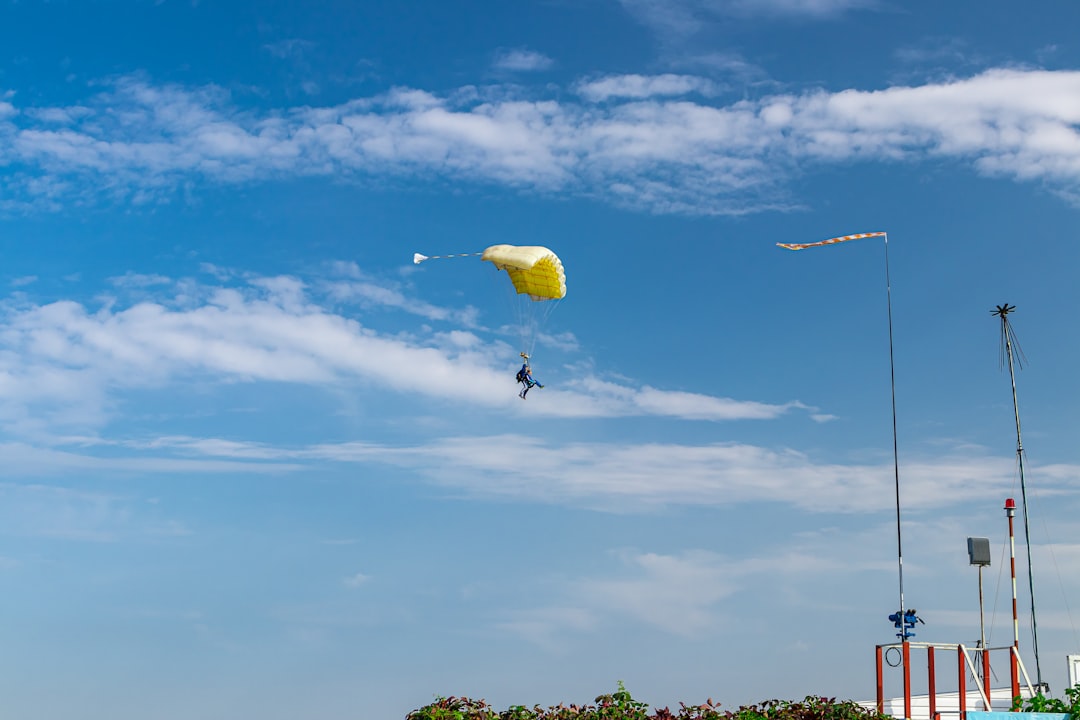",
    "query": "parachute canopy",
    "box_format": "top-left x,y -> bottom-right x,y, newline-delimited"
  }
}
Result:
480,245 -> 566,301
